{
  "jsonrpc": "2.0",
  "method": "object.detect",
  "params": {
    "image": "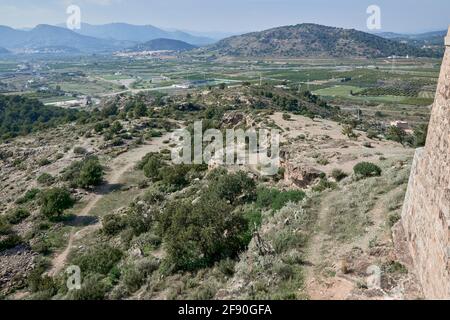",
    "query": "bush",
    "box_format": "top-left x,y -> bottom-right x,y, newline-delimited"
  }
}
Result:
312,178 -> 337,192
143,155 -> 164,180
77,157 -> 104,188
353,162 -> 382,178
331,169 -> 348,182
256,188 -> 306,211
386,126 -> 407,144
40,188 -> 74,219
38,158 -> 51,167
413,124 -> 428,147
71,245 -> 123,275
159,195 -> 248,271
102,214 -> 126,236
73,147 -> 87,155
160,165 -> 191,189
70,274 -> 108,300
28,266 -> 58,296
6,207 -> 30,224
122,265 -> 145,293
0,234 -> 22,252
0,217 -> 11,235
272,190 -> 306,210
15,188 -> 40,204
37,173 -> 55,186
388,213 -> 401,228
209,171 -> 255,204
256,187 -> 280,208
62,157 -> 104,189
110,121 -> 123,134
